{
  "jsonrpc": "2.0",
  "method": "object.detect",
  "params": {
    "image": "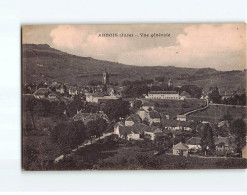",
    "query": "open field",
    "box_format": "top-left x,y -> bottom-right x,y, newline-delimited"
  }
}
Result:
187,104 -> 246,122
150,98 -> 206,119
